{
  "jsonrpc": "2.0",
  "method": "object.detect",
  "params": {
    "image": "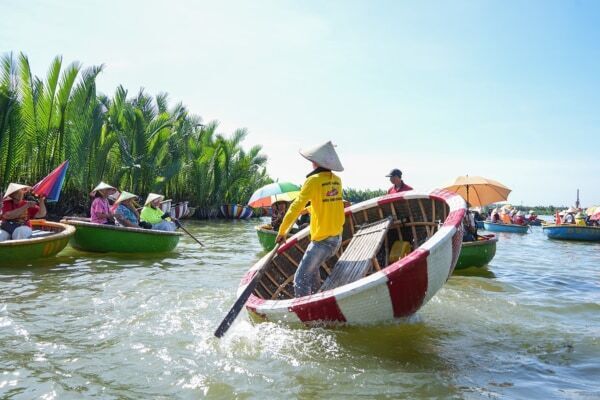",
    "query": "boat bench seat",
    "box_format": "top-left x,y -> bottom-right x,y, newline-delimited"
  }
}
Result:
320,216 -> 392,292
30,230 -> 56,239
